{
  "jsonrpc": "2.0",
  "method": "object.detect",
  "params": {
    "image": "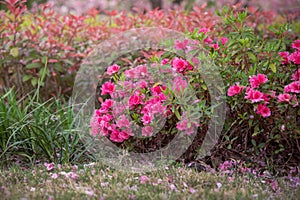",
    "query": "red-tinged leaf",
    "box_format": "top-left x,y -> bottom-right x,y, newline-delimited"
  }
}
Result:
5,0 -> 16,6
48,59 -> 58,63
105,10 -> 118,16
141,51 -> 151,59
120,57 -> 132,64
201,3 -> 207,9
32,59 -> 40,63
